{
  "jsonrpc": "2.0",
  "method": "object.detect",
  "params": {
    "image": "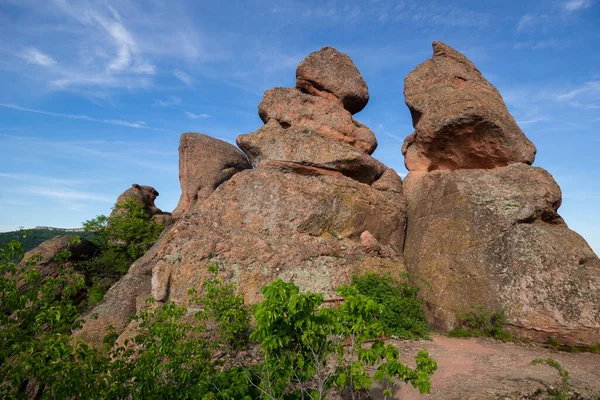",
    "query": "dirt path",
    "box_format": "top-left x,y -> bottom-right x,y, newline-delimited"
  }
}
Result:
376,335 -> 600,399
